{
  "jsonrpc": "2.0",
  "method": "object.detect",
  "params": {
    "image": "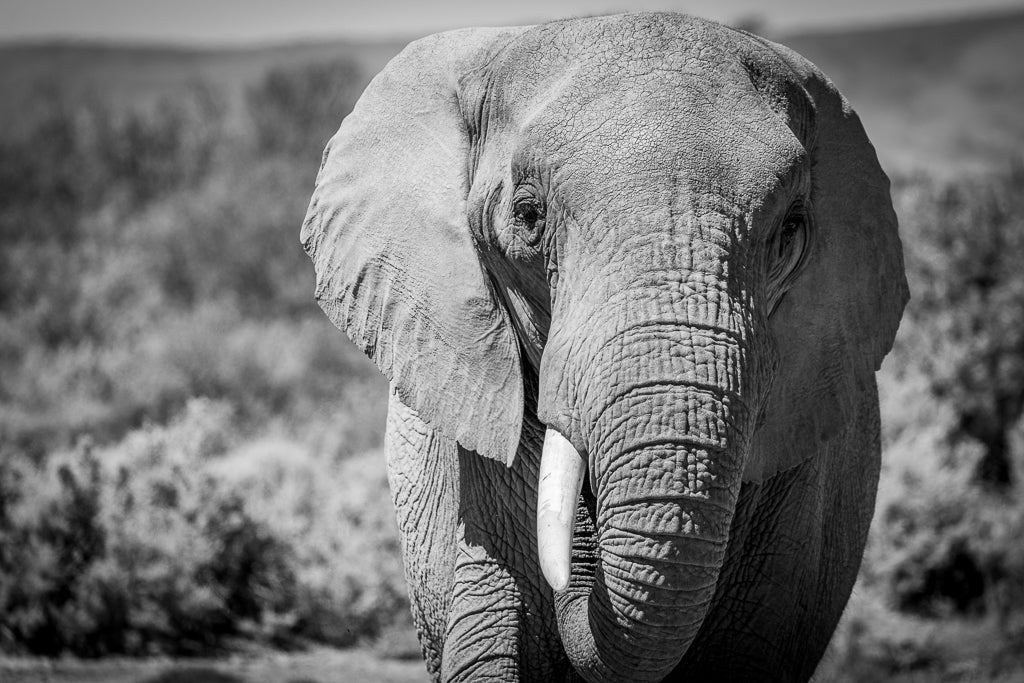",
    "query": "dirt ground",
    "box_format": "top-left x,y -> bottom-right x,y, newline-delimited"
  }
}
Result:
0,648 -> 428,683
